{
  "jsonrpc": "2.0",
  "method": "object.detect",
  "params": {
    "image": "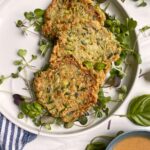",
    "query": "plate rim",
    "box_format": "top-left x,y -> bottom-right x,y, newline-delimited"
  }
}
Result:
0,0 -> 140,137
